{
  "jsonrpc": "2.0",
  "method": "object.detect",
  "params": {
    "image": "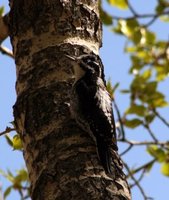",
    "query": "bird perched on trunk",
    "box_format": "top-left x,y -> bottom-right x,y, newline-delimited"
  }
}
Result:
66,53 -> 118,174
